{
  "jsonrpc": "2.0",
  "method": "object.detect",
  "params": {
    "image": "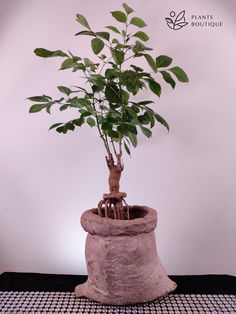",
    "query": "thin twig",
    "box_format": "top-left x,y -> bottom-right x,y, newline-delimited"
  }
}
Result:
99,56 -> 113,75
111,140 -> 119,159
